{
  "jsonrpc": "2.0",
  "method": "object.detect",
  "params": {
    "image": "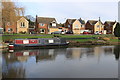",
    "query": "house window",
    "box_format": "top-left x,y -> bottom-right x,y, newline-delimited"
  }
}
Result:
52,23 -> 56,27
40,29 -> 45,33
75,24 -> 79,28
68,25 -> 70,28
8,28 -> 12,32
40,23 -> 44,26
97,25 -> 100,28
102,25 -> 104,28
21,22 -> 25,27
7,22 -> 11,26
81,25 -> 84,28
109,30 -> 111,33
96,31 -> 99,33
